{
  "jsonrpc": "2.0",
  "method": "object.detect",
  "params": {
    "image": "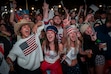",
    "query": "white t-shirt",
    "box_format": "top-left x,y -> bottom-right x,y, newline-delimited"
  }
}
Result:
65,47 -> 79,65
44,48 -> 59,64
8,23 -> 44,71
